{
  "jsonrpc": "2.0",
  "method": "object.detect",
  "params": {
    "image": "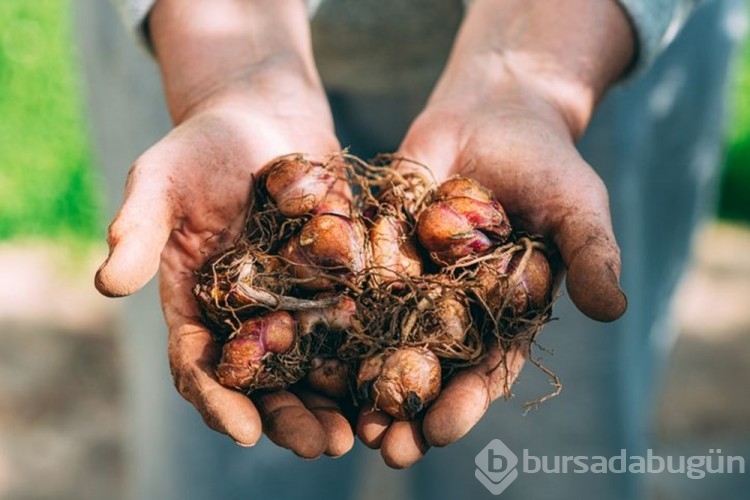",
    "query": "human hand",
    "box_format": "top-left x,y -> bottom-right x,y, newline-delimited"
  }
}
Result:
356,0 -> 634,468
95,89 -> 357,457
95,0 -> 355,458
